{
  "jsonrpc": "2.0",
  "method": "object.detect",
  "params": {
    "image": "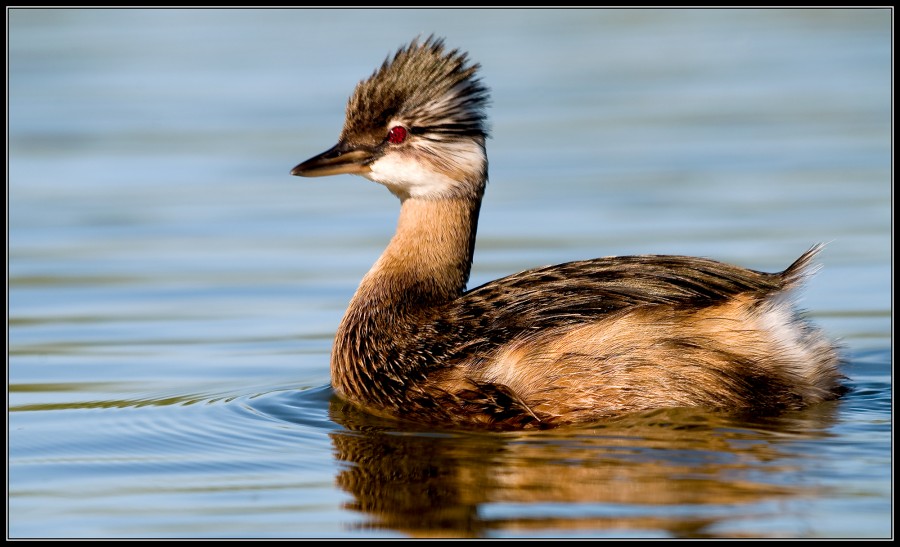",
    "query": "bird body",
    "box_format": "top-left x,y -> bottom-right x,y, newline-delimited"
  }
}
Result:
291,37 -> 845,429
